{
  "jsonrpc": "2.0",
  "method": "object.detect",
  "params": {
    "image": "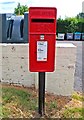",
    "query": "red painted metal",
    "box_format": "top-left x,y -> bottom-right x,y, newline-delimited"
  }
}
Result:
29,7 -> 57,72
